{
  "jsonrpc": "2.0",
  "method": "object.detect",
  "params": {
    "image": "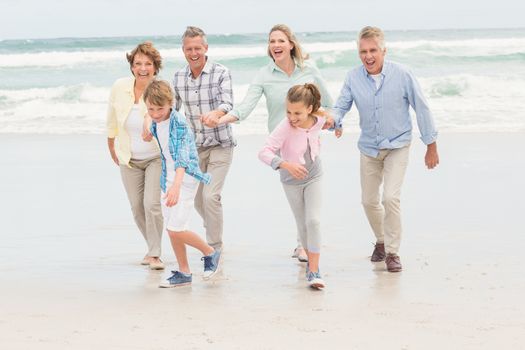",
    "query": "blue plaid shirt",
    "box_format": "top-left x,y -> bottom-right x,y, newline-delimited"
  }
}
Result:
333,61 -> 438,157
151,109 -> 211,192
